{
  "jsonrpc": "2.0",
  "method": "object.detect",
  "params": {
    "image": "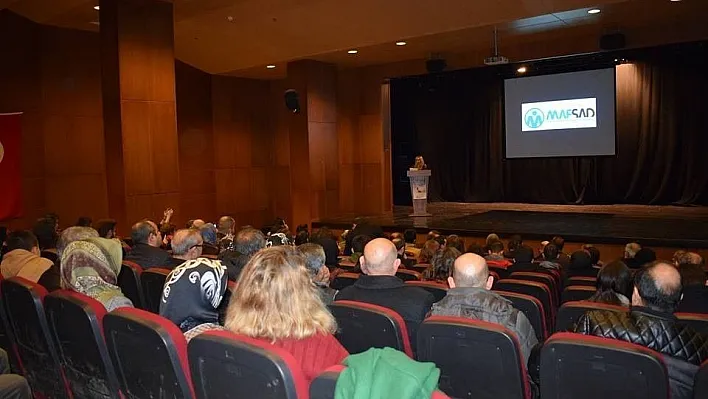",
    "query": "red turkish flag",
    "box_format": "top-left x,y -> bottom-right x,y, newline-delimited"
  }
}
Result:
0,113 -> 22,221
